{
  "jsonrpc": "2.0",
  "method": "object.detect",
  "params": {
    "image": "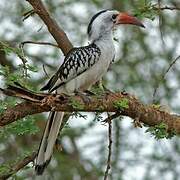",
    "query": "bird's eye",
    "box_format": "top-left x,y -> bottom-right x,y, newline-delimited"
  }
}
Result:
112,14 -> 117,20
